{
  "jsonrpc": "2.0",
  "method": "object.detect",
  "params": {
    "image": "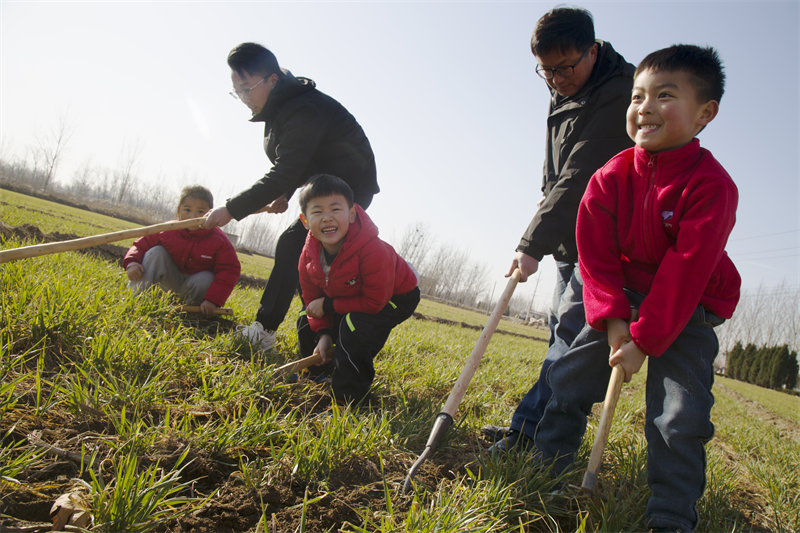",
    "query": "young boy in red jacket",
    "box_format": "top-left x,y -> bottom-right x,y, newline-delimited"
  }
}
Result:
123,185 -> 241,315
298,174 -> 419,403
531,45 -> 741,532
